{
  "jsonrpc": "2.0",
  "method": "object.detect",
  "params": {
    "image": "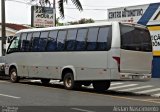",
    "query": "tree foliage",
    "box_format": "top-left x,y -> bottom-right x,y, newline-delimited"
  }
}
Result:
56,17 -> 64,26
68,18 -> 94,25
